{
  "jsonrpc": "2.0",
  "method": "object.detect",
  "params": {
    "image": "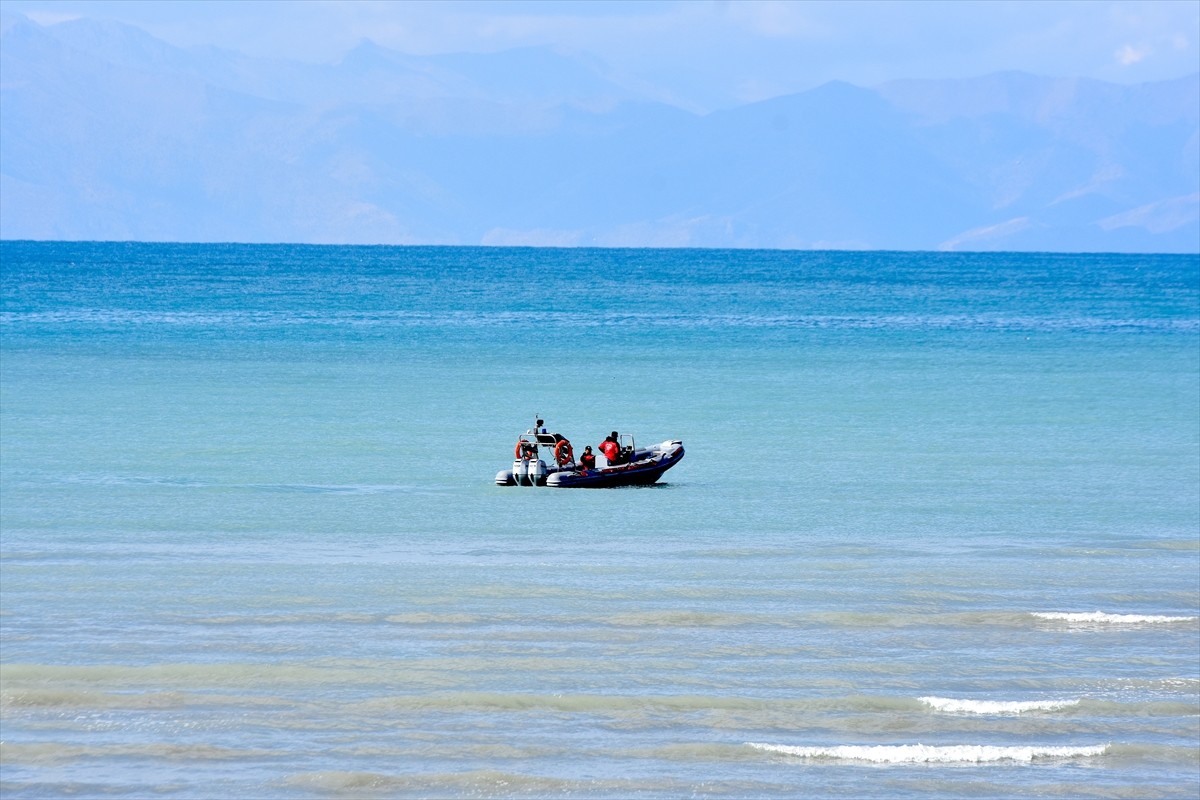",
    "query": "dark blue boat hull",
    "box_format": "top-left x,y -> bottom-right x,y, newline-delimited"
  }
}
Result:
545,444 -> 684,488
